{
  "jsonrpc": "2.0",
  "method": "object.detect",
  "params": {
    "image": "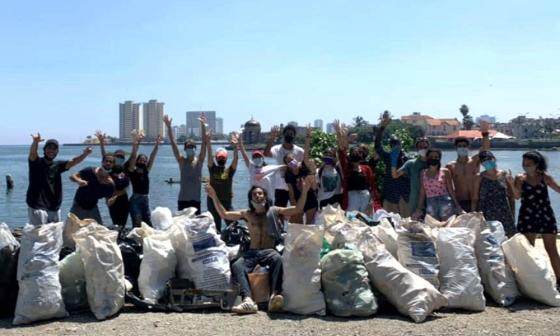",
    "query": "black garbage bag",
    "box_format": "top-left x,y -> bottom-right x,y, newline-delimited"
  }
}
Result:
118,236 -> 143,296
0,245 -> 19,317
221,221 -> 250,251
